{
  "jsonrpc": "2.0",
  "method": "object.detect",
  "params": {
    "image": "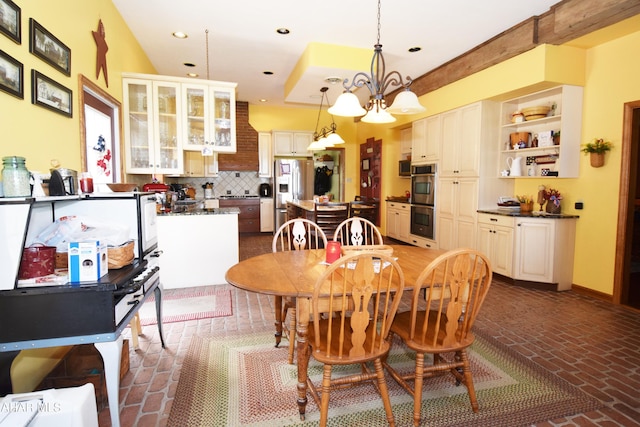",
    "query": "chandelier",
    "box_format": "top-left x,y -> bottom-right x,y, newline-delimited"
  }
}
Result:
328,0 -> 425,124
308,87 -> 344,151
